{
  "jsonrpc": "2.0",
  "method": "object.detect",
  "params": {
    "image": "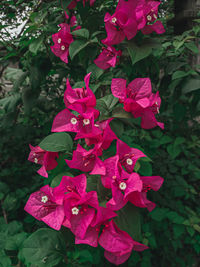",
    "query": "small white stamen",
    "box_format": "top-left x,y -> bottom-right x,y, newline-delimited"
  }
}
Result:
71,118 -> 78,125
33,152 -> 36,156
126,158 -> 133,165
83,119 -> 90,125
153,14 -> 157,19
58,38 -> 62,43
61,45 -> 65,51
112,175 -> 117,180
155,102 -> 160,114
94,124 -> 99,127
72,207 -> 79,215
111,17 -> 117,23
41,196 -> 48,203
34,158 -> 38,164
119,182 -> 127,191
147,15 -> 152,21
